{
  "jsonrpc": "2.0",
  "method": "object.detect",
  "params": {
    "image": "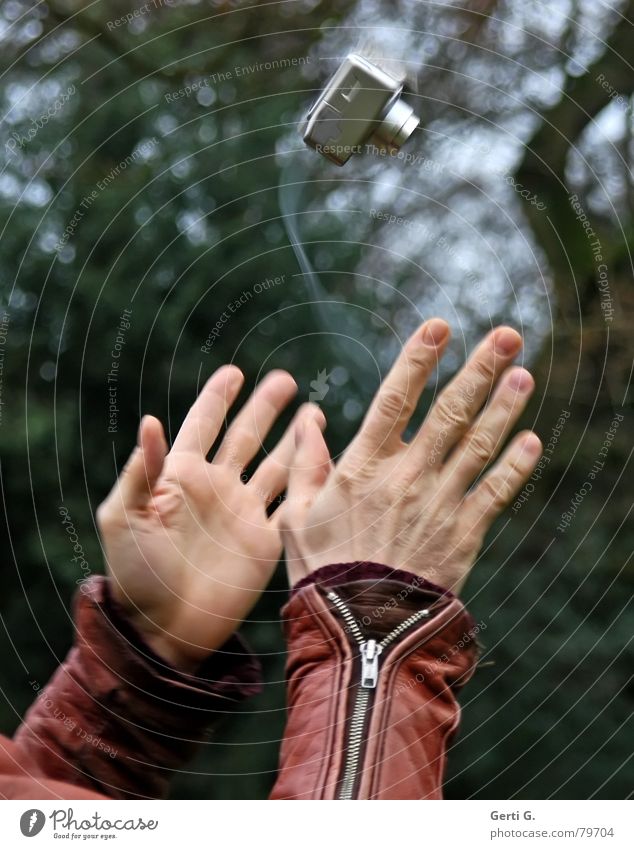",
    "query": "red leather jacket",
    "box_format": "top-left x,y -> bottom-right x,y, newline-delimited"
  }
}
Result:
0,564 -> 479,800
